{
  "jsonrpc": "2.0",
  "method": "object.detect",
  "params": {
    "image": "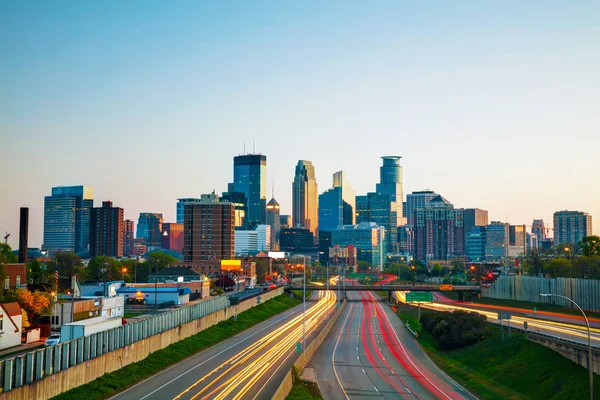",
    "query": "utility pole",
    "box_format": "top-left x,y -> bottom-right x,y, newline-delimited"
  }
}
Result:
302,254 -> 306,353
